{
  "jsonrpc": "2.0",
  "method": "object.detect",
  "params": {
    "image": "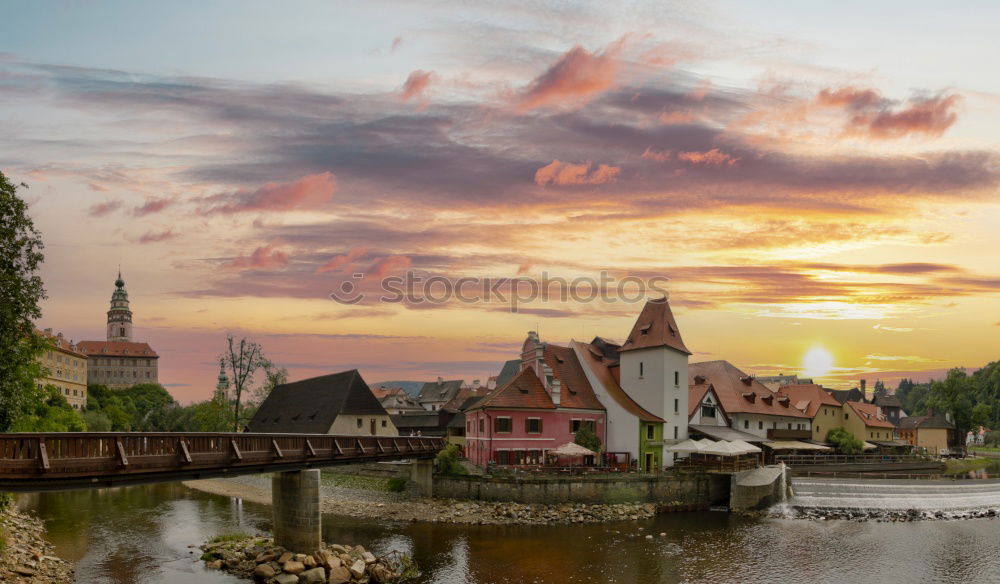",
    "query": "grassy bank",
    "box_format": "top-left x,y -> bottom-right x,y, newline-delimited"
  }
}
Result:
944,458 -> 1000,474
